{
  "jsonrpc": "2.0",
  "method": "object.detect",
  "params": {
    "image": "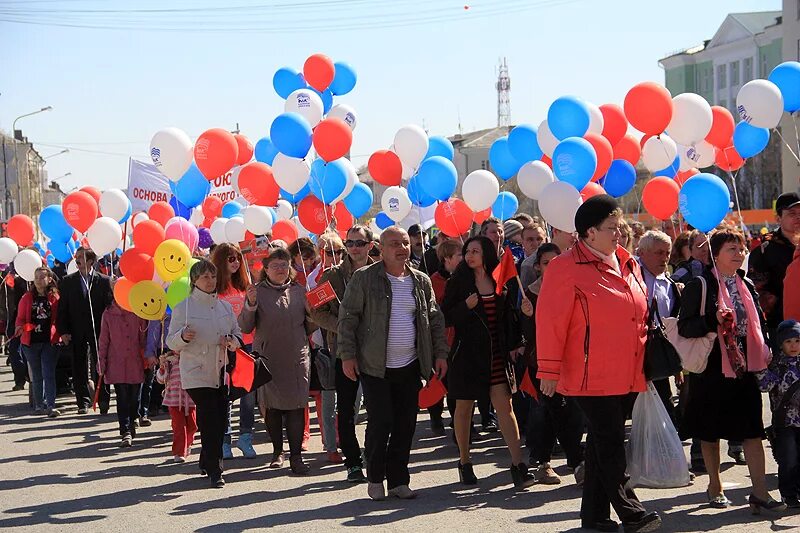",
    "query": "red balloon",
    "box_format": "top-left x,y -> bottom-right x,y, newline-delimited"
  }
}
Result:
194,128 -> 239,180
133,219 -> 166,256
705,106 -> 736,149
613,135 -> 642,166
313,118 -> 353,162
675,168 -> 699,187
303,53 -> 335,92
62,191 -> 99,233
639,134 -> 653,149
148,201 -> 174,227
238,162 -> 280,207
7,214 -> 34,246
80,186 -> 102,205
716,143 -> 744,172
580,182 -> 606,201
472,207 -> 492,225
333,203 -> 354,233
435,199 -> 473,237
119,248 -> 154,282
540,154 -> 553,169
202,196 -> 223,219
599,104 -> 628,146
234,134 -> 254,166
297,196 -> 333,235
584,133 -> 613,181
368,150 -> 402,186
624,82 -> 673,135
272,220 -> 299,245
642,177 -> 680,220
